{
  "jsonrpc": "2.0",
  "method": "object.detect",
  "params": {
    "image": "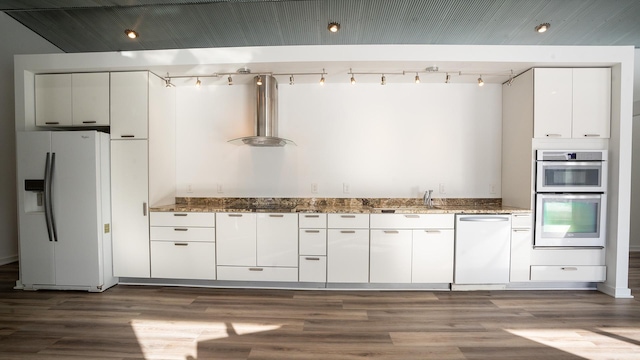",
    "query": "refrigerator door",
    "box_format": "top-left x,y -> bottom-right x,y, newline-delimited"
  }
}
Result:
17,131 -> 55,285
51,131 -> 103,287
